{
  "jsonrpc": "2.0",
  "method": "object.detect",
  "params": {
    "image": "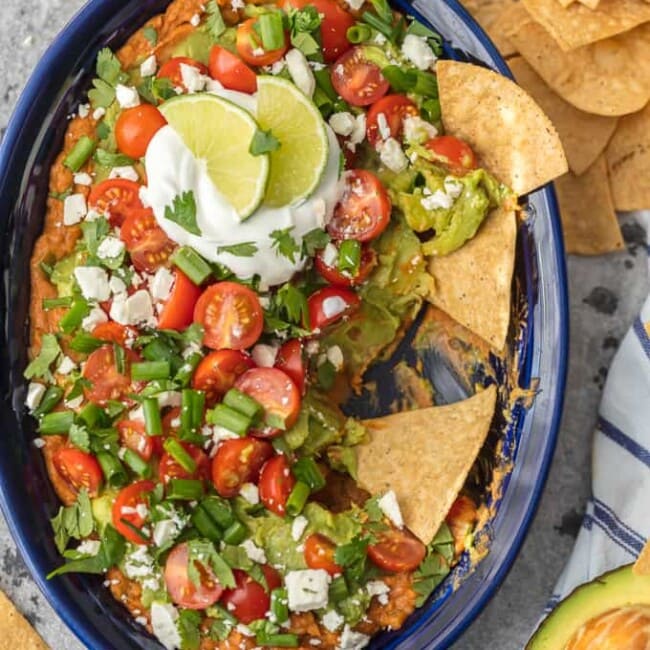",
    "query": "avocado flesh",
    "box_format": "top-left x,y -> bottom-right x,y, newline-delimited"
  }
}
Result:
527,564 -> 650,649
